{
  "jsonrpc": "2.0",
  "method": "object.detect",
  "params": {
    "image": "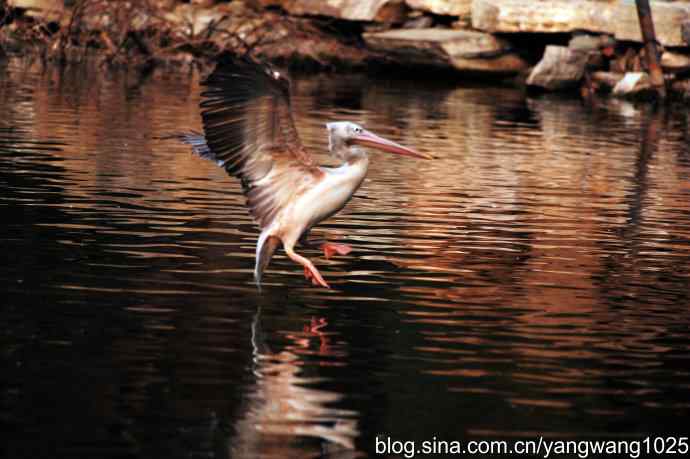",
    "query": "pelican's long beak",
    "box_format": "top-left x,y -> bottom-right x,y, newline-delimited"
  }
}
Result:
351,130 -> 432,159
